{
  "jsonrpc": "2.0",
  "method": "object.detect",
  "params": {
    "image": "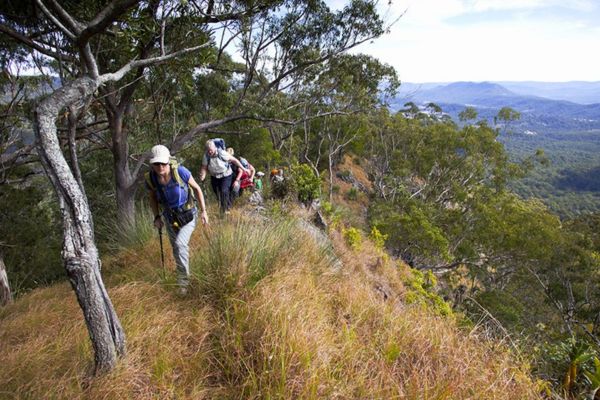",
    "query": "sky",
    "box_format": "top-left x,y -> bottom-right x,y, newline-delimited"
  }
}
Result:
347,0 -> 600,83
